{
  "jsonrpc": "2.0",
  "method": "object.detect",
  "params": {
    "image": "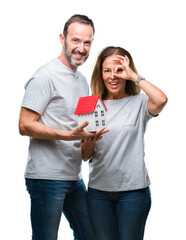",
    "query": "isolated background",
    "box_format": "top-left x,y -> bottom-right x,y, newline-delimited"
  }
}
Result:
1,0 -> 185,239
